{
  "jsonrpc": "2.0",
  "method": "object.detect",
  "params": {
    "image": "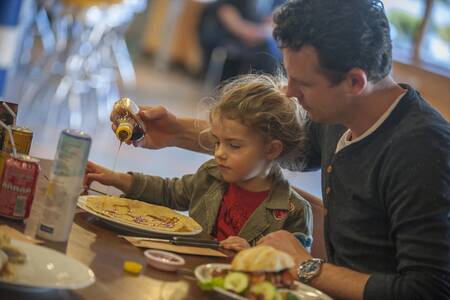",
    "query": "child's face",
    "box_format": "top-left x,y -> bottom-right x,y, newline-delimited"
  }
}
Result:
210,116 -> 272,189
